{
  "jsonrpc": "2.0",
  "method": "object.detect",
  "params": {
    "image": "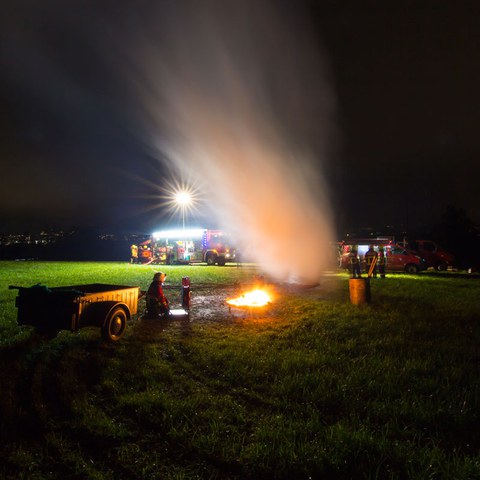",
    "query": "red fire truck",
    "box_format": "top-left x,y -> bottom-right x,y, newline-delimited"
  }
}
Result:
138,239 -> 154,264
149,228 -> 235,266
